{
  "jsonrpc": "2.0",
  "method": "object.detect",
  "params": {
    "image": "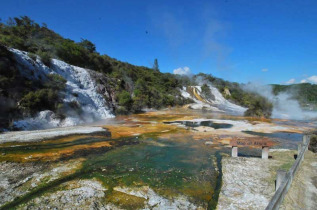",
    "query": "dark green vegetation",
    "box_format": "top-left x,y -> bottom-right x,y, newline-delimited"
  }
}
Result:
272,83 -> 317,110
209,152 -> 223,210
0,16 -> 280,128
0,44 -> 66,128
201,84 -> 214,100
0,16 -> 193,118
195,73 -> 273,118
